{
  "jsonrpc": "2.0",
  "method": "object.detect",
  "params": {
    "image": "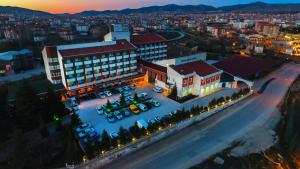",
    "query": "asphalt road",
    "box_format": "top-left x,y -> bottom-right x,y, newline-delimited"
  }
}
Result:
104,63 -> 300,169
